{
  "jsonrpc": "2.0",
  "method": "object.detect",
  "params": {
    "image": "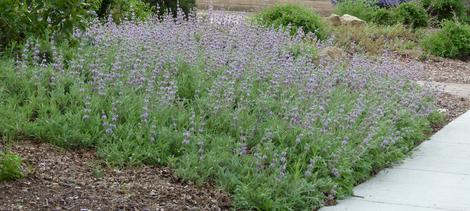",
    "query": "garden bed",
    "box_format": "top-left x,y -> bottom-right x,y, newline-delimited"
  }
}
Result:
0,140 -> 229,210
2,0 -> 470,209
0,15 -> 443,210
